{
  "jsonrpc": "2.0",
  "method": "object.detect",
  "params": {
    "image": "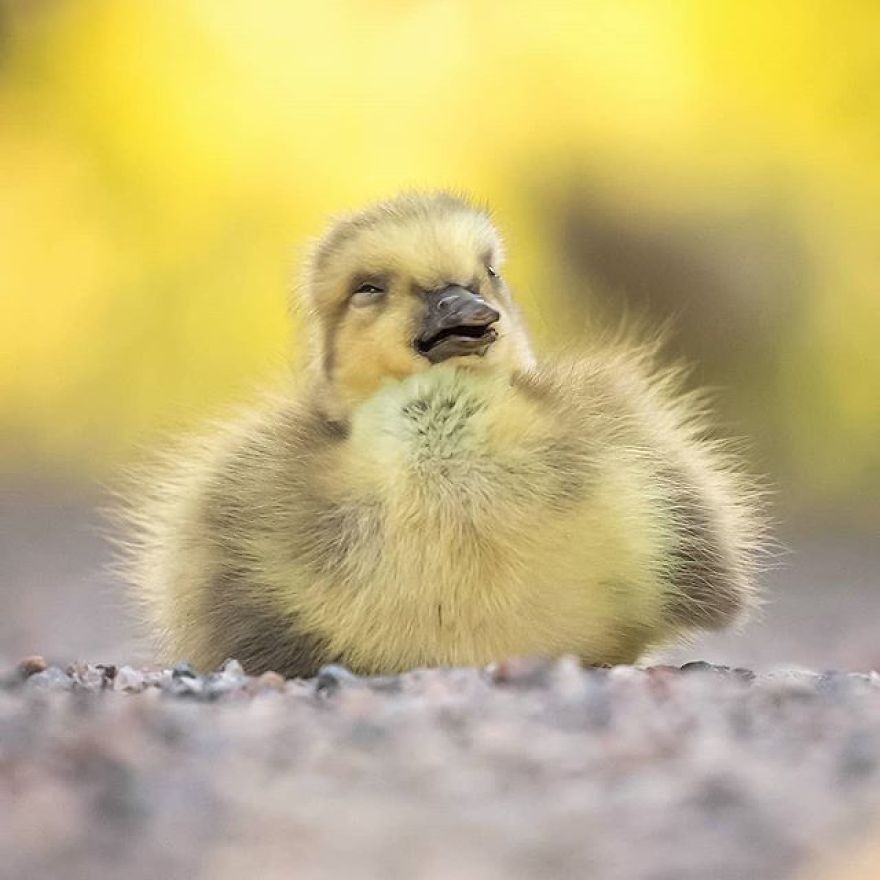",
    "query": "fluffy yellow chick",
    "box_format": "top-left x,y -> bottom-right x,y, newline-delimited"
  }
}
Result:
122,192 -> 762,676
